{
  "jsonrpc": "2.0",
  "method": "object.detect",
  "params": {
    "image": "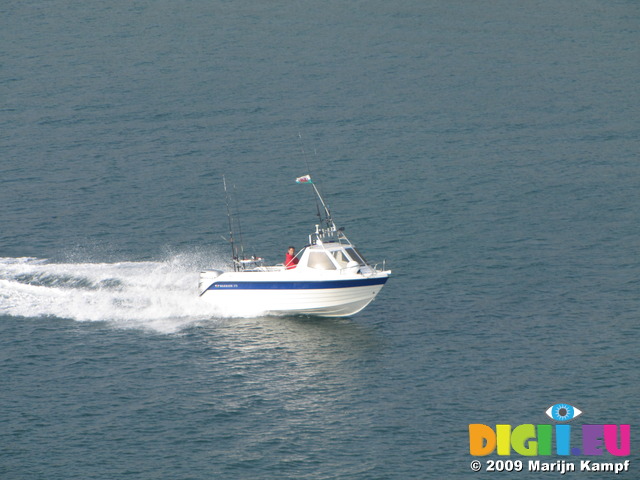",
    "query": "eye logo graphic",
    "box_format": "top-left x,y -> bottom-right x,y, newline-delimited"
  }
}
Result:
545,403 -> 582,422
469,403 -> 631,456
